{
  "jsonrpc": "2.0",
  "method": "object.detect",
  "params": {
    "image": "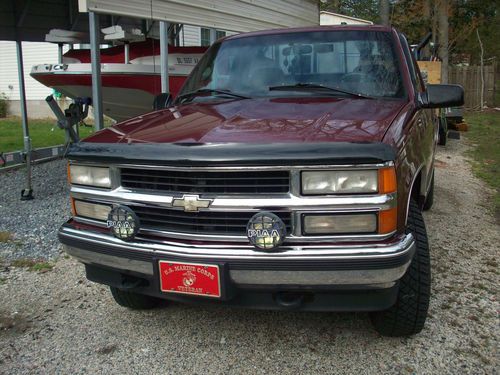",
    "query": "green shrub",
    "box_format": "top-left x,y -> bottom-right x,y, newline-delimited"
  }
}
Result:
0,93 -> 7,118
